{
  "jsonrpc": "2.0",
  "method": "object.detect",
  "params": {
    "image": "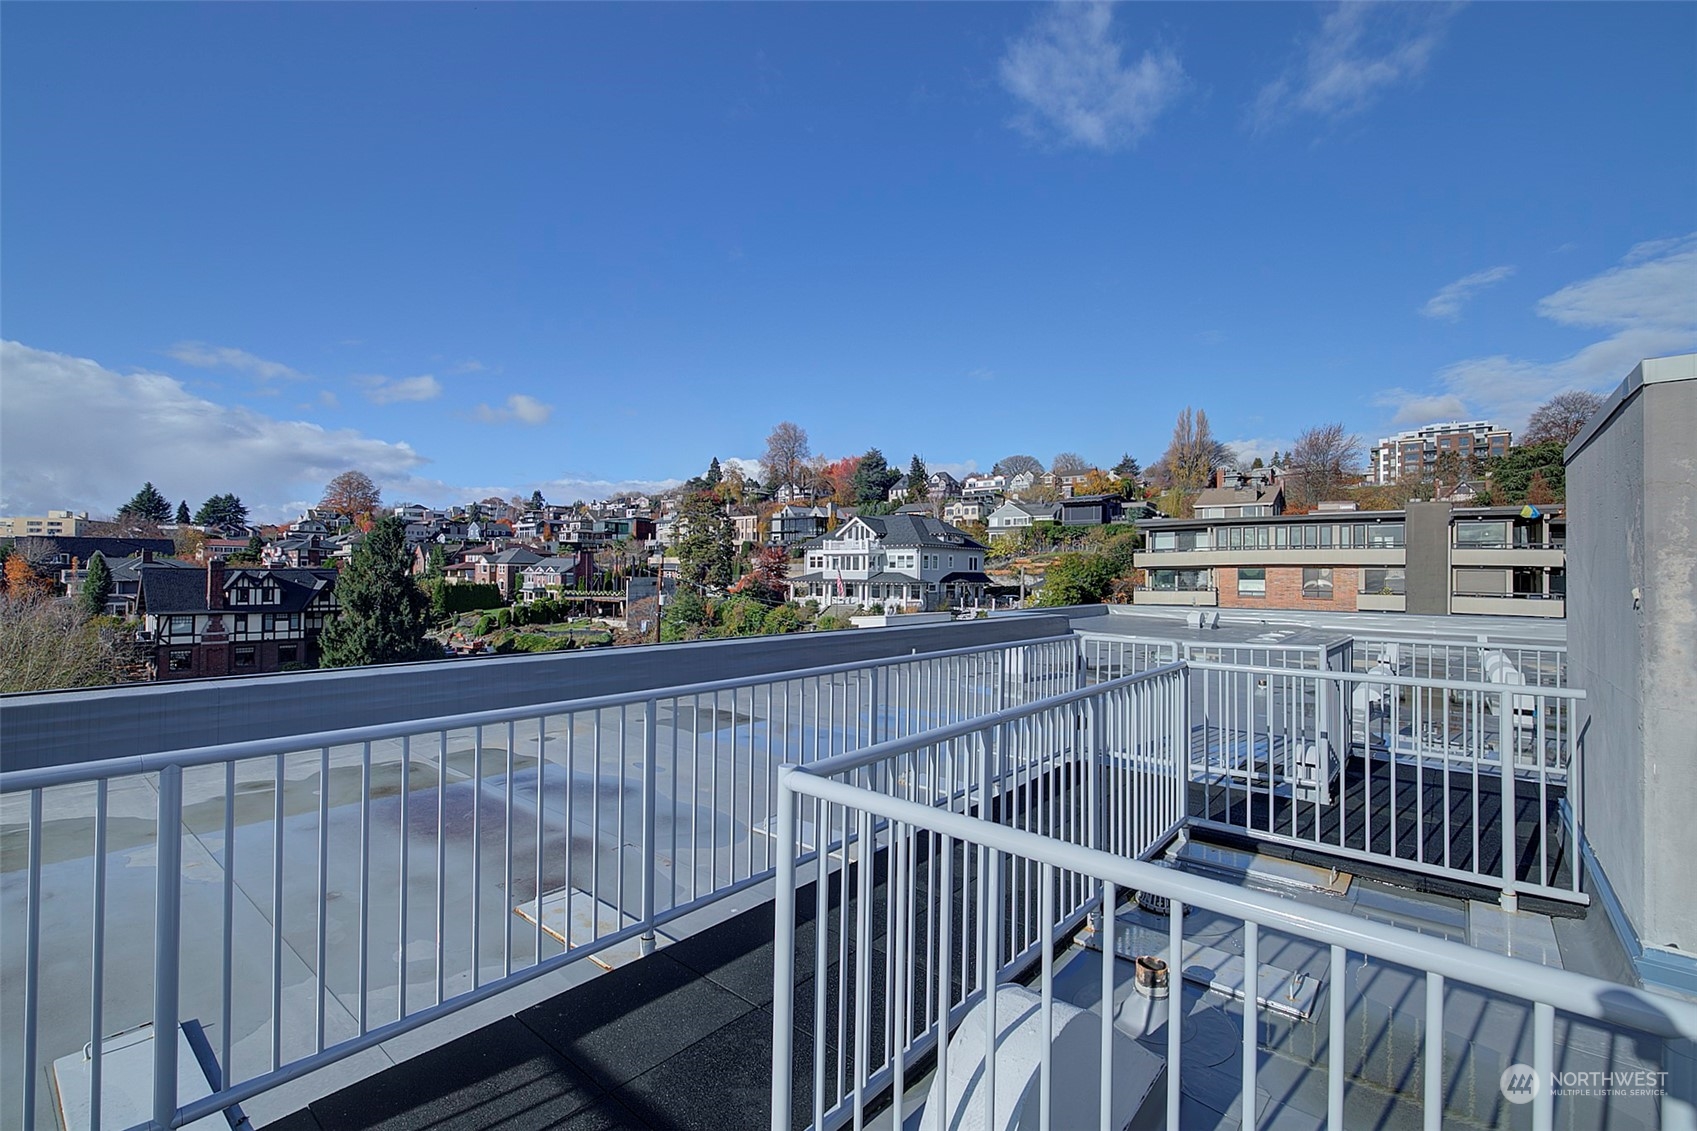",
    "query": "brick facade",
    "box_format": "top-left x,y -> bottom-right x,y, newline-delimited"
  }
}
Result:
1215,566 -> 1359,613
